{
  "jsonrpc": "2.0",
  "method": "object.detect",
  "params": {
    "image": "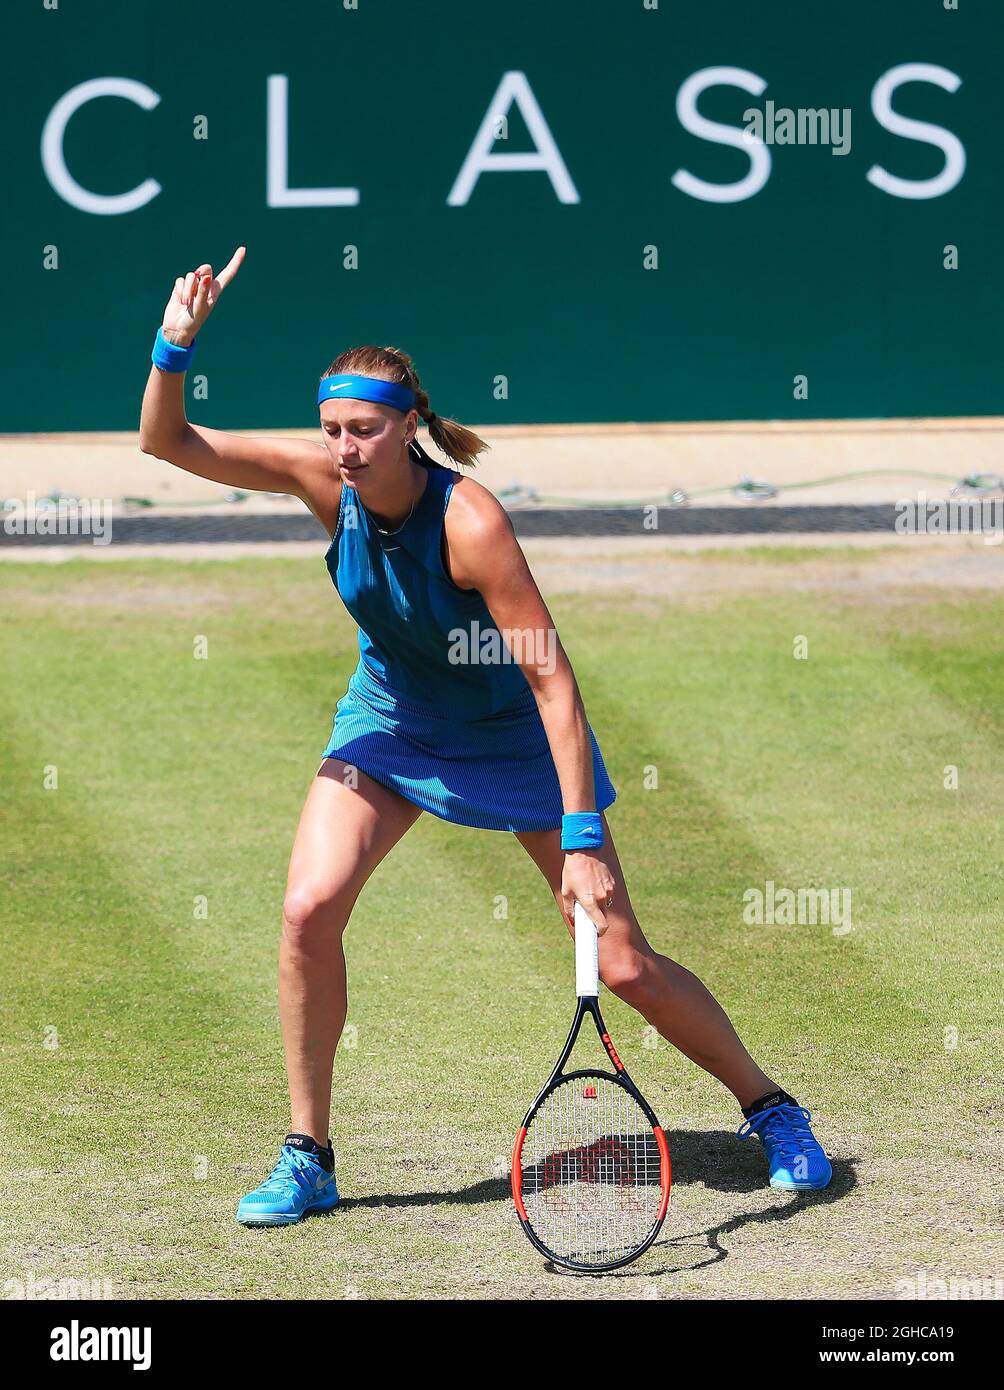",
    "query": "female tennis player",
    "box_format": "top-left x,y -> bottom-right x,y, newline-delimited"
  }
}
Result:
140,247 -> 832,1227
